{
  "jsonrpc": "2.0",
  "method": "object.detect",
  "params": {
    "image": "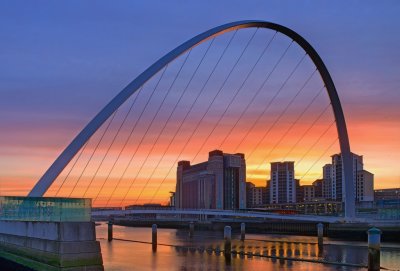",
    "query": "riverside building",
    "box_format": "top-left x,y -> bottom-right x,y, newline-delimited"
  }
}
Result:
269,161 -> 296,204
175,150 -> 246,210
